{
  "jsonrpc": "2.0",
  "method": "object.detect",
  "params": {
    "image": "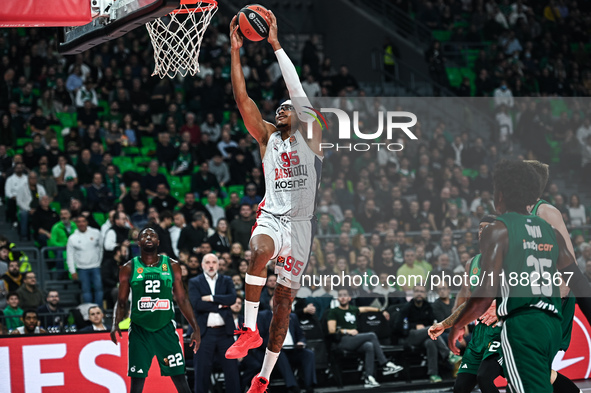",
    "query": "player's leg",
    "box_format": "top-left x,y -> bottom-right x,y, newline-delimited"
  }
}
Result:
130,378 -> 146,393
259,283 -> 294,380
501,314 -> 560,393
454,373 -> 478,393
551,369 -> 582,393
477,354 -> 502,393
155,322 -> 189,392
244,234 -> 276,328
170,375 -> 191,393
127,323 -> 154,382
